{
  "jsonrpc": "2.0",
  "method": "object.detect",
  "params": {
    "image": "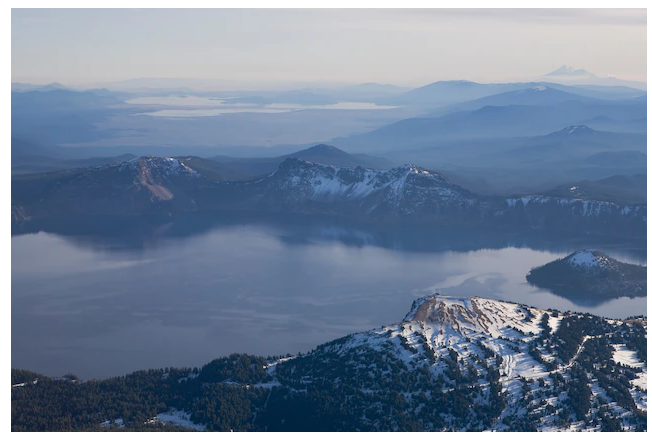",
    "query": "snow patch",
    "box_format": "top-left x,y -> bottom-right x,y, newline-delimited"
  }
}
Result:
100,418 -> 125,429
155,408 -> 206,431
